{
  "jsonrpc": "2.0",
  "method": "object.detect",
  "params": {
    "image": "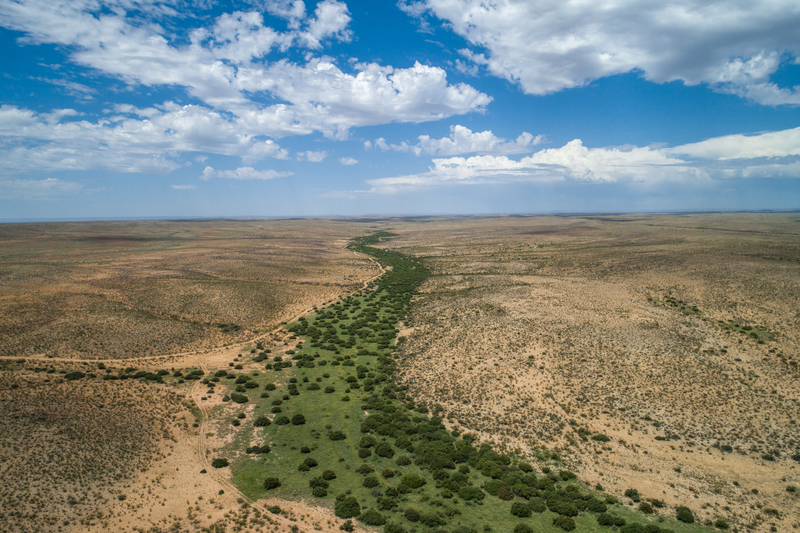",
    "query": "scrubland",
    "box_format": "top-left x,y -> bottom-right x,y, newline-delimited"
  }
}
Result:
1,214 -> 798,533
381,213 -> 800,532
